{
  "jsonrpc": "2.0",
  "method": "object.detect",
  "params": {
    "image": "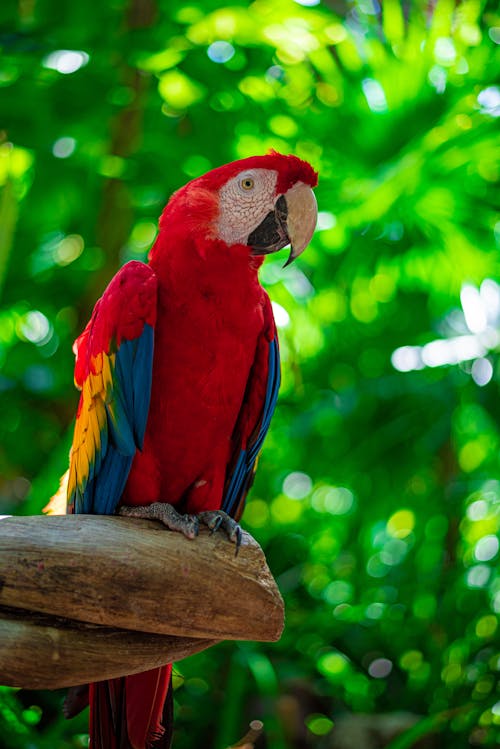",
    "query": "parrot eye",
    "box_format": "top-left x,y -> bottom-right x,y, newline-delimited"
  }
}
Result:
240,177 -> 255,191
